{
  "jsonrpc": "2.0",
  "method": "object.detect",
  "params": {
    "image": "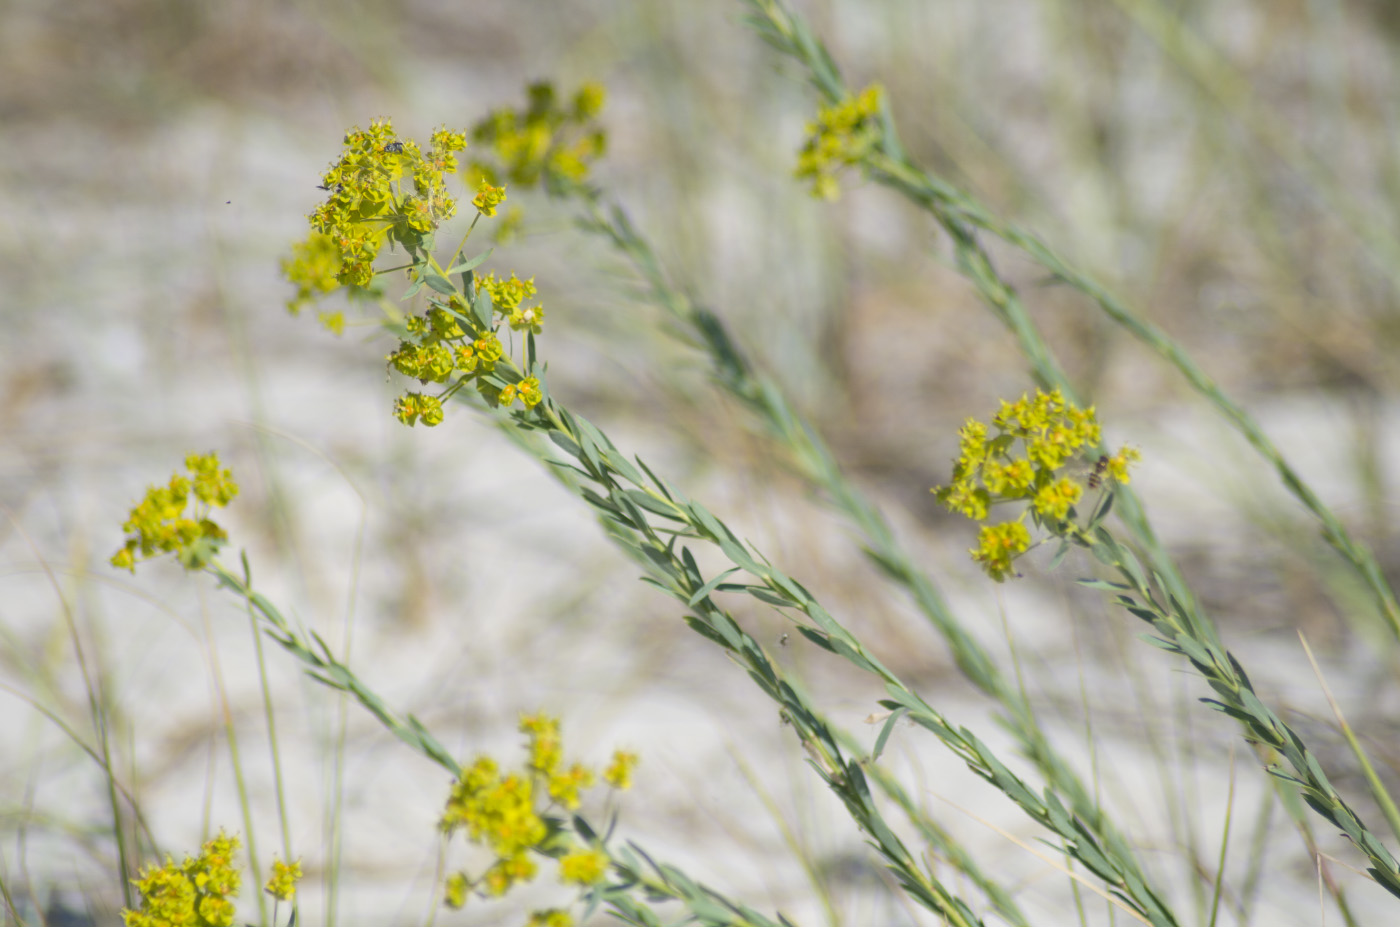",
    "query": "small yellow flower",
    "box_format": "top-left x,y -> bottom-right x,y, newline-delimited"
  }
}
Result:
548,763 -> 596,810
972,521 -> 1031,582
264,858 -> 303,902
794,84 -> 884,199
518,376 -> 544,410
603,750 -> 637,790
527,909 -> 574,927
509,303 -> 545,335
281,231 -> 342,314
197,895 -> 235,927
473,179 -> 507,217
479,272 -> 537,313
481,853 -> 536,897
316,310 -> 345,335
471,81 -> 609,187
444,871 -> 470,909
393,392 -> 445,427
931,479 -> 989,522
473,333 -> 504,370
558,848 -> 609,886
1105,446 -> 1141,484
574,82 -> 606,119
522,714 -> 563,775
1032,477 -> 1082,521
